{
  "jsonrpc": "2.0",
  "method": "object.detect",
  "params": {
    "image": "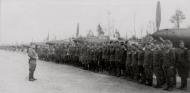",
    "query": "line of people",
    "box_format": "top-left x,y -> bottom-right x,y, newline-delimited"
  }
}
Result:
36,40 -> 190,91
